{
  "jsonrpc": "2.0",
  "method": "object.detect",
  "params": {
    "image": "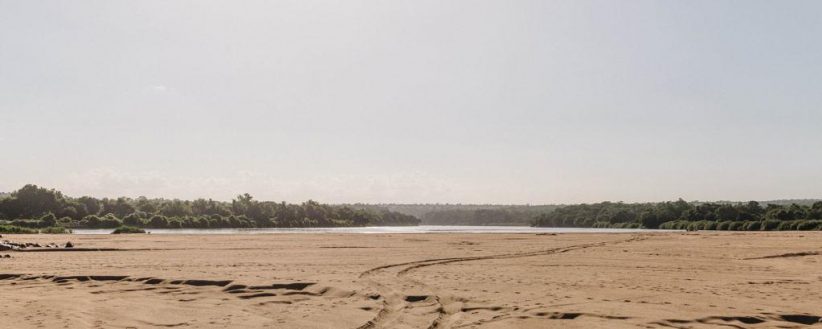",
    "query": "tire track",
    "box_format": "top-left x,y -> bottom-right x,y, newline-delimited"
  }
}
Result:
356,235 -> 645,329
